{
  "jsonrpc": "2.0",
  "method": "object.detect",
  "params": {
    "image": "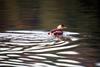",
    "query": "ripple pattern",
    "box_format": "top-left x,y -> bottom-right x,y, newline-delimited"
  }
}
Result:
0,30 -> 96,67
